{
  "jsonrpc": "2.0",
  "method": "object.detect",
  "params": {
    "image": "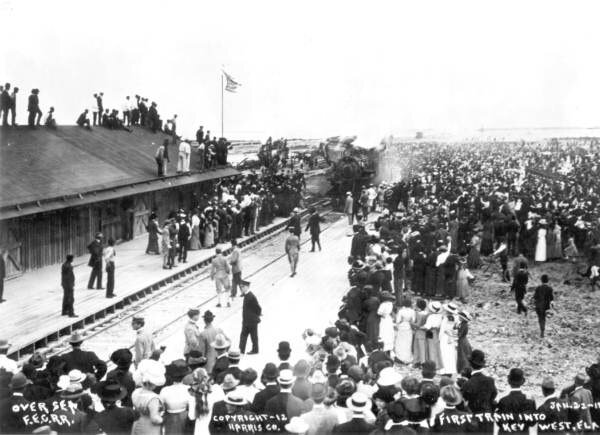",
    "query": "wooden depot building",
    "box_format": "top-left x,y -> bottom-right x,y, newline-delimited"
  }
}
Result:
0,126 -> 238,279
